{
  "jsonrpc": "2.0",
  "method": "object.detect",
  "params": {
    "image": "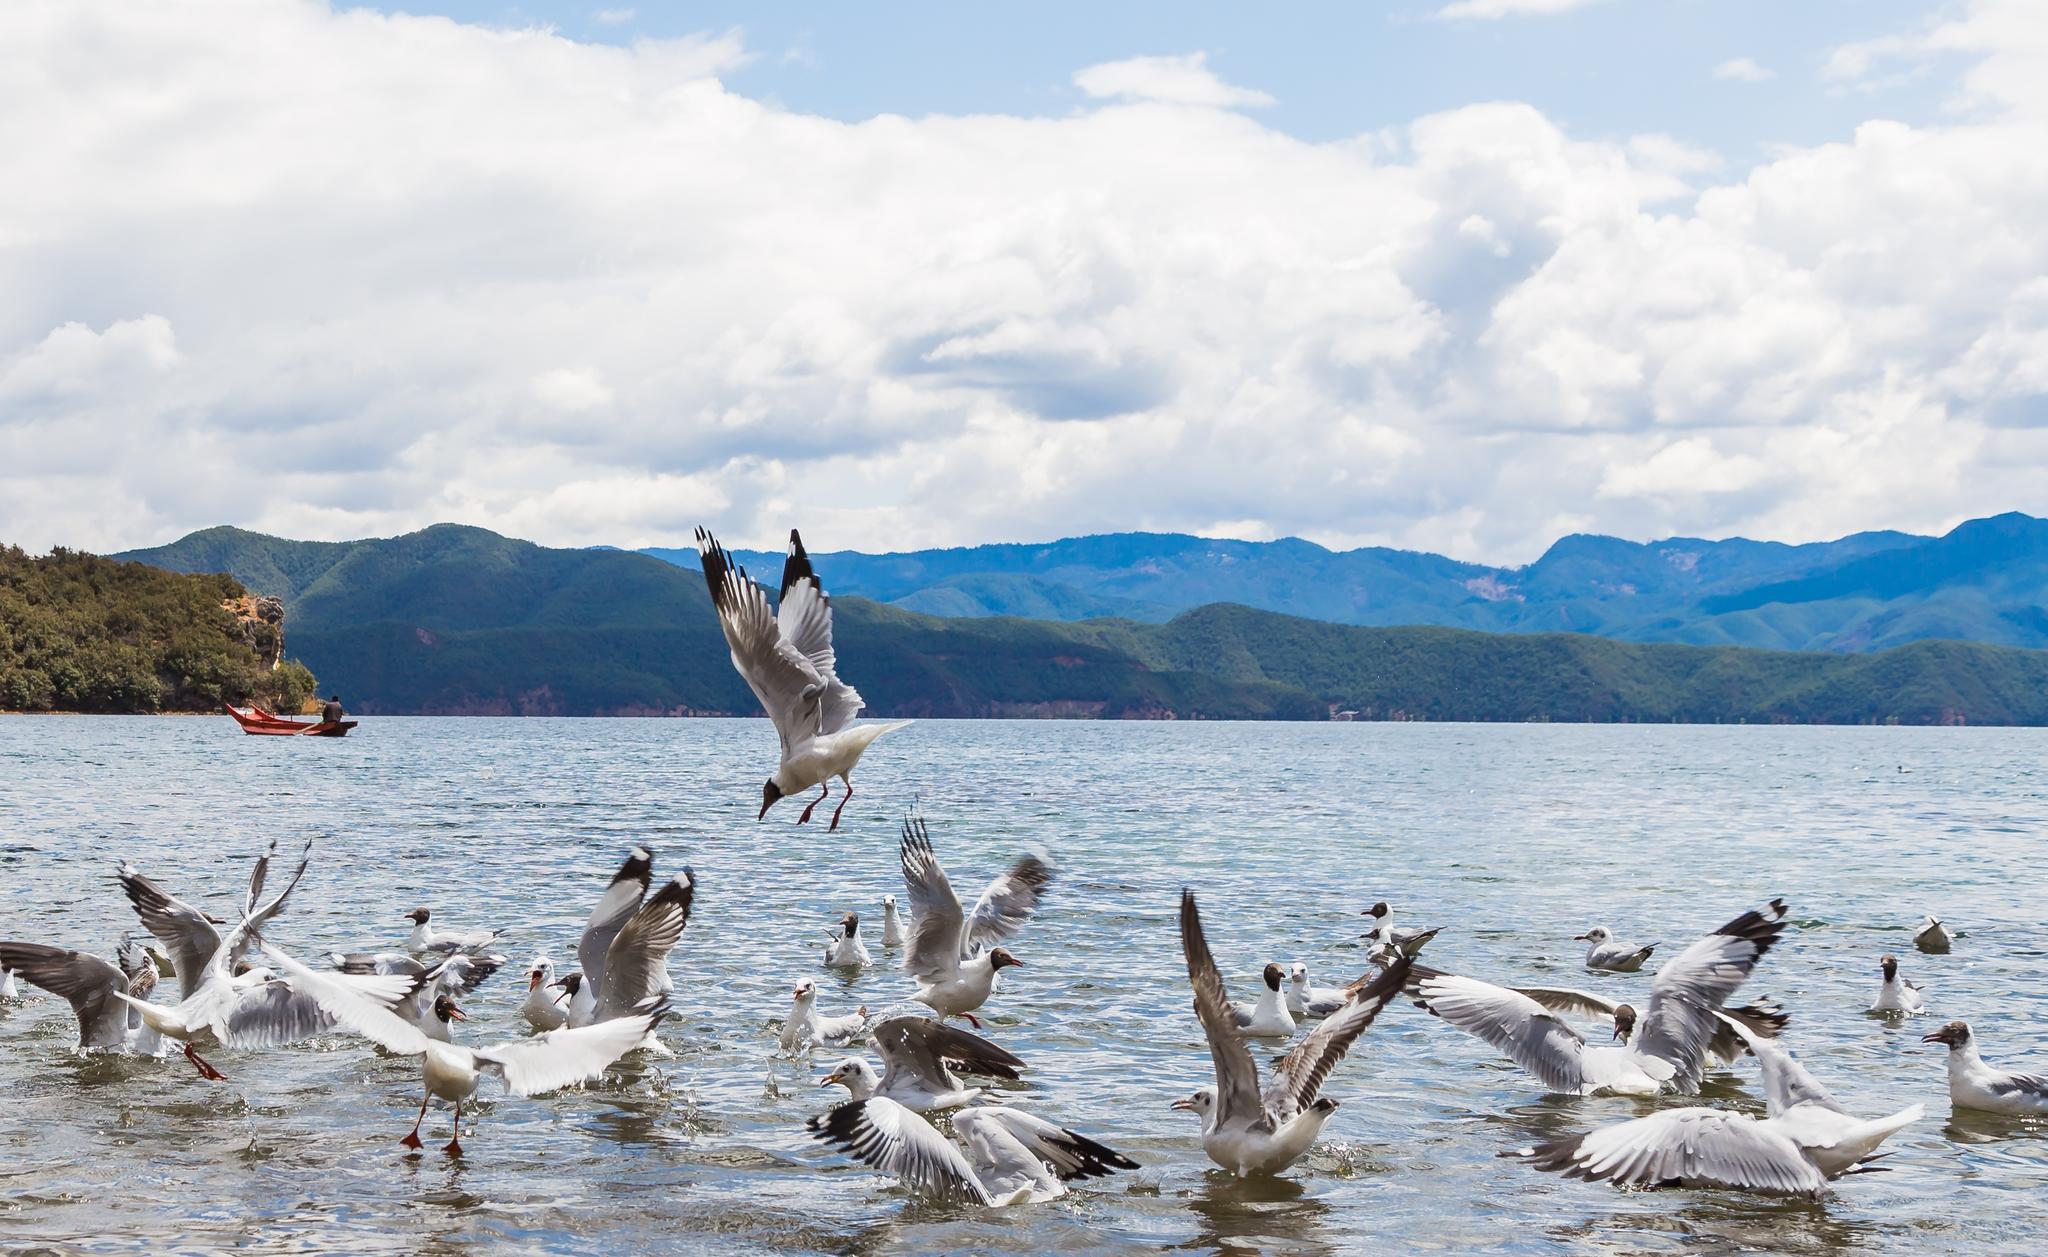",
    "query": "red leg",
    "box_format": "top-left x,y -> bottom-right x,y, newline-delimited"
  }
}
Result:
796,782 -> 828,825
827,780 -> 853,832
962,1011 -> 982,1029
183,1042 -> 227,1081
401,1094 -> 428,1149
443,1100 -> 463,1156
